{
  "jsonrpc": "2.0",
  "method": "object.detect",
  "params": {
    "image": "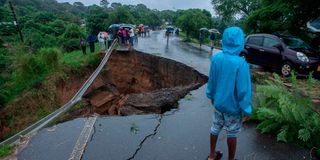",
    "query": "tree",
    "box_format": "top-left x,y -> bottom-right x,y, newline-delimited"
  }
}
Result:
100,0 -> 109,8
211,0 -> 261,22
176,9 -> 211,39
160,10 -> 177,24
109,6 -> 134,24
86,6 -> 109,34
245,0 -> 320,36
